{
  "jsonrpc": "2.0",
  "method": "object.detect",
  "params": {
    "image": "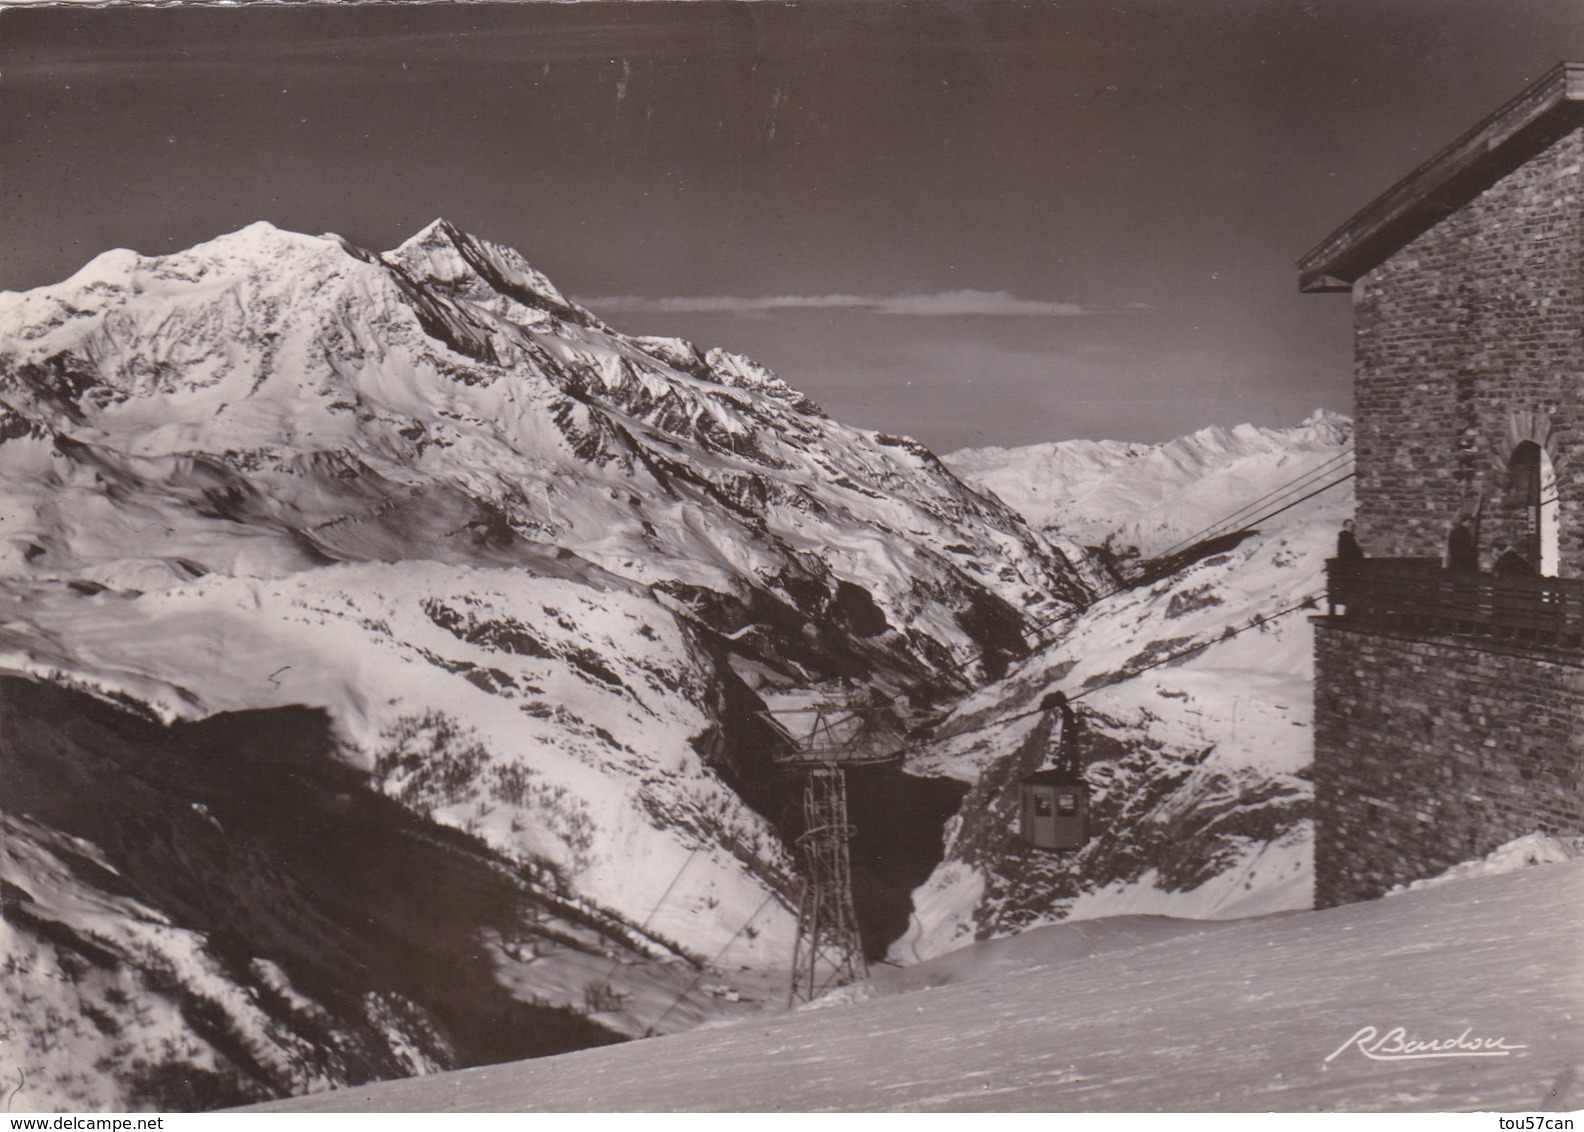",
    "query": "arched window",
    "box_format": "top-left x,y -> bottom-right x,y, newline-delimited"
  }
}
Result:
1507,441 -> 1560,576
